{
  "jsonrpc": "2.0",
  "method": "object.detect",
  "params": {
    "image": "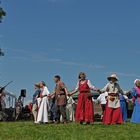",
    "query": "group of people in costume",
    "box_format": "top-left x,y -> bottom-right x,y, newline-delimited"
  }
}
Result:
31,72 -> 140,125
32,76 -> 75,124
